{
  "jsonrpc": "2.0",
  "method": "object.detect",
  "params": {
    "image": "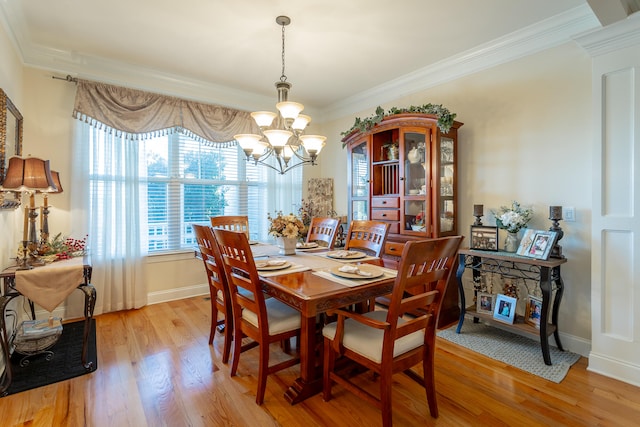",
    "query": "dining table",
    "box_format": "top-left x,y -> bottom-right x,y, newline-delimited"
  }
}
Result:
249,243 -> 398,405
